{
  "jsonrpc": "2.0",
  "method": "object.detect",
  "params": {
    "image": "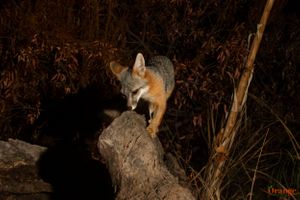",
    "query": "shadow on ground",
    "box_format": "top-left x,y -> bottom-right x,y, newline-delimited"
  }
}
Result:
38,142 -> 115,200
35,86 -> 127,200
